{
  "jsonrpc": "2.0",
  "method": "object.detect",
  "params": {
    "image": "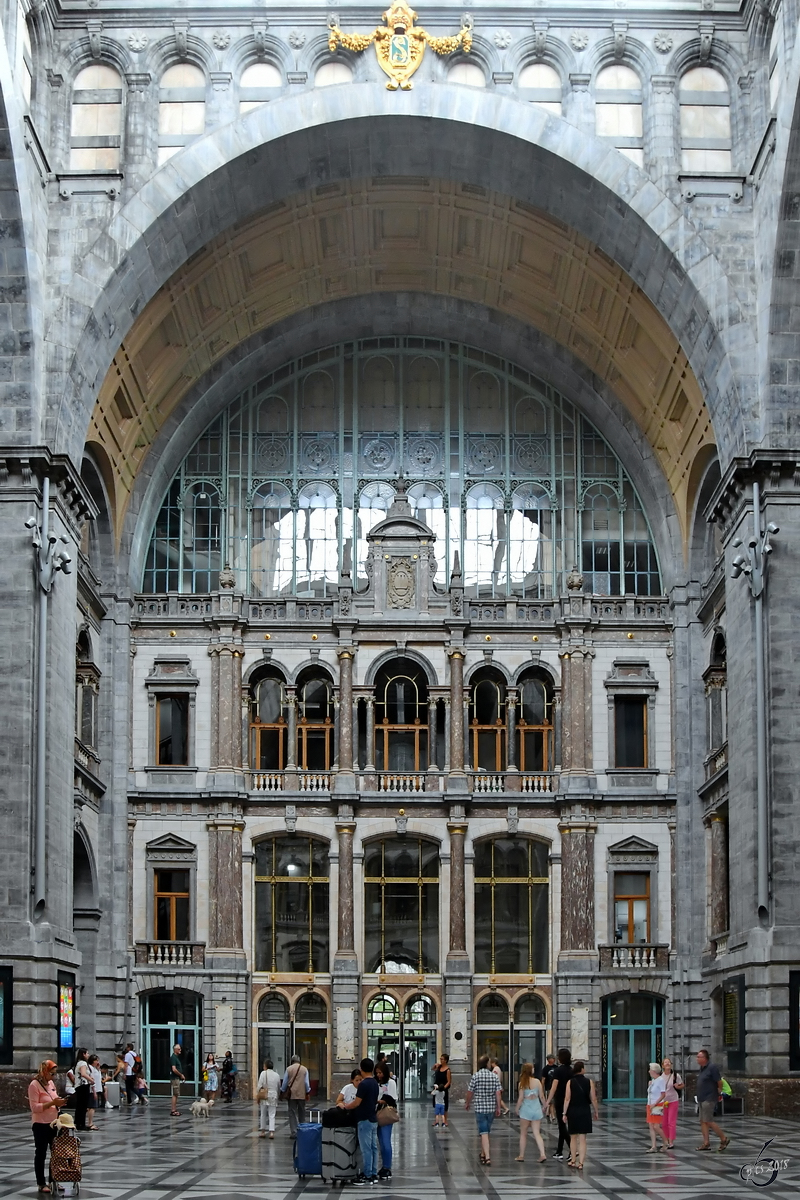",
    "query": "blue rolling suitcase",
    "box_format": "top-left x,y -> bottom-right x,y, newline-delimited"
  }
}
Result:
294,1122 -> 323,1178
